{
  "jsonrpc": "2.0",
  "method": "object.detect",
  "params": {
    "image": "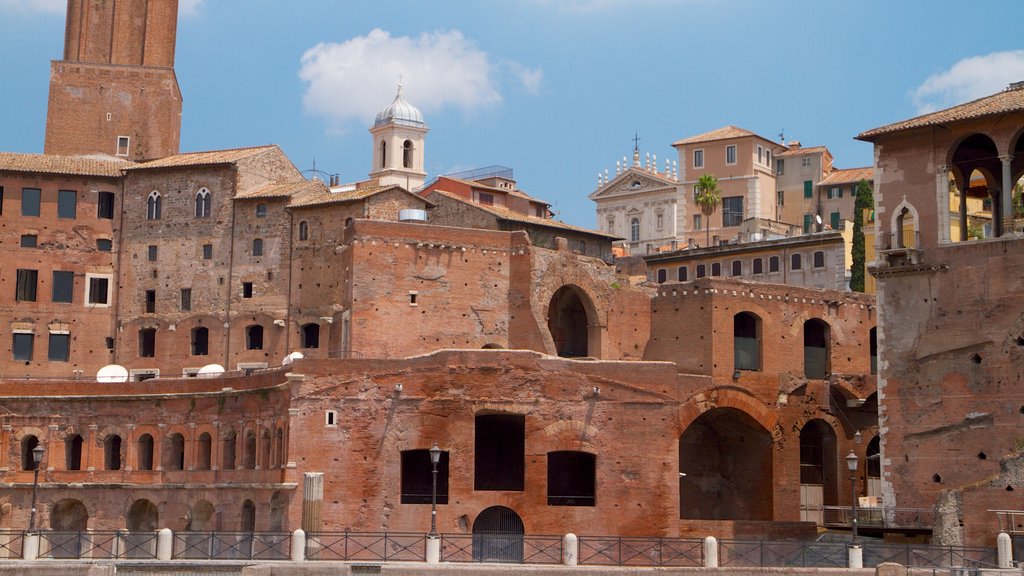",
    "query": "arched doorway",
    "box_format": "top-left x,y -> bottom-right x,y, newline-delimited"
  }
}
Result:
948,135 -> 1002,240
547,286 -> 592,358
126,499 -> 159,559
49,499 -> 88,558
472,506 -> 524,563
679,407 -> 773,520
799,420 -> 838,525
